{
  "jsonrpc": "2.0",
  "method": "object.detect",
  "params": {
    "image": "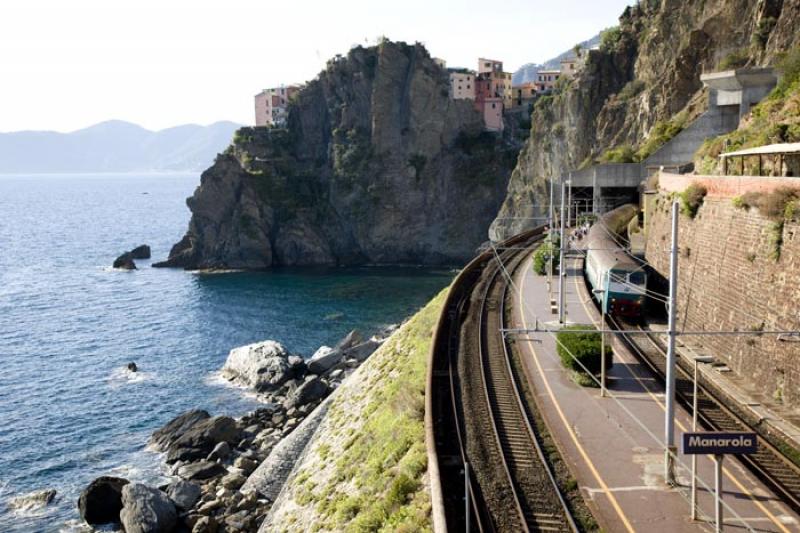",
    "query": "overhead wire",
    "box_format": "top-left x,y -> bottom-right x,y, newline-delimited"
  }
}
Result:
488,239 -> 758,532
